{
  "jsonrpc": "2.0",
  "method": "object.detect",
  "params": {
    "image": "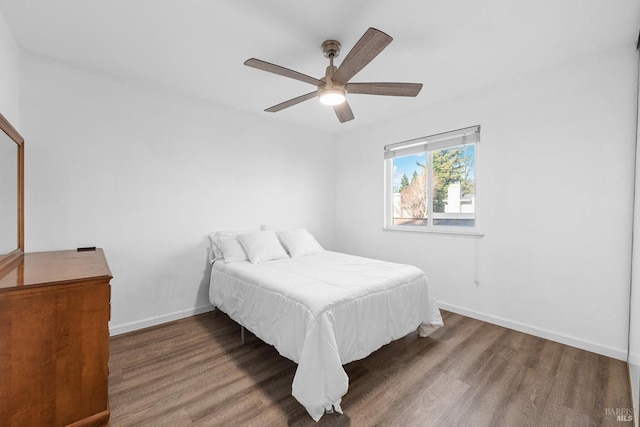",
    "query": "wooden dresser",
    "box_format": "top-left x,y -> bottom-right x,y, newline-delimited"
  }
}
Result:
0,249 -> 111,427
